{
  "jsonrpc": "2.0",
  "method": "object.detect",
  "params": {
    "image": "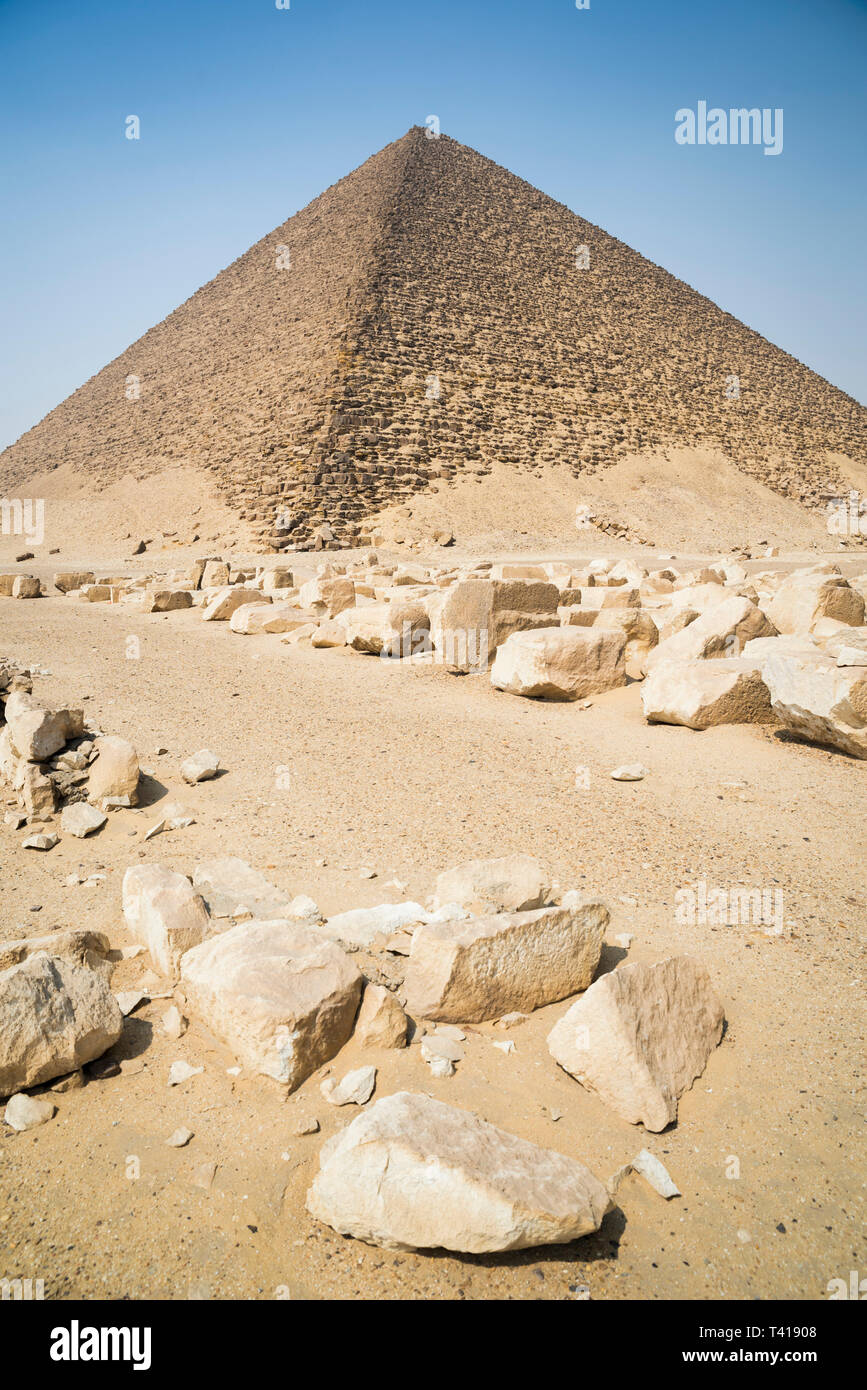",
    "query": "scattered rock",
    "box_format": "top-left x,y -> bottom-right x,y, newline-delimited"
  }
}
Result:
404,899 -> 607,1024
306,1091 -> 610,1252
0,953 -> 123,1097
432,854 -> 553,915
122,864 -> 213,978
321,1065 -> 377,1106
547,956 -> 724,1131
354,984 -> 408,1049
180,919 -> 362,1090
180,749 -> 221,784
60,802 -> 107,838
4,1093 -> 56,1131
